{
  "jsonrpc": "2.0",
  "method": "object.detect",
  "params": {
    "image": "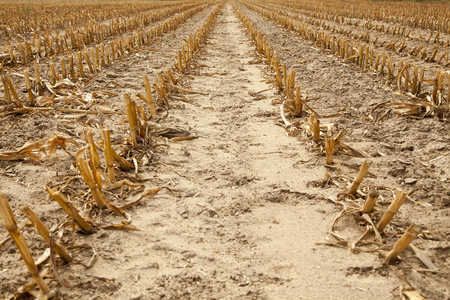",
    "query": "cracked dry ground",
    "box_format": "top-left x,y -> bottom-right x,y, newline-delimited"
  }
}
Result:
1,3 -> 449,300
